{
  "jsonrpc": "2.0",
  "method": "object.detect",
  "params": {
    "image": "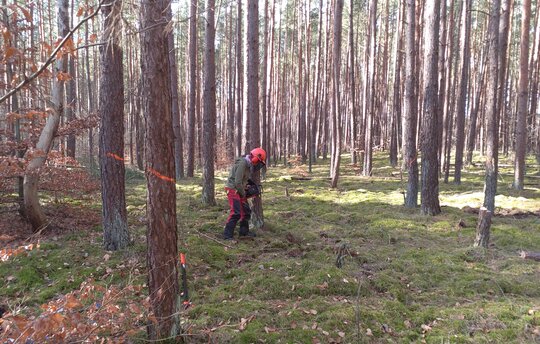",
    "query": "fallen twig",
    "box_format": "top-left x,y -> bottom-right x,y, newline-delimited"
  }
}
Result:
194,229 -> 235,249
